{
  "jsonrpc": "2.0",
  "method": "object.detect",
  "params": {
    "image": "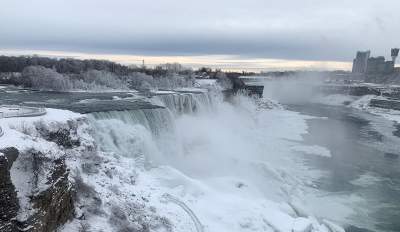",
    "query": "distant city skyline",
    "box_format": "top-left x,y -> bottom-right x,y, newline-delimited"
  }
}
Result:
1,0 -> 399,71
